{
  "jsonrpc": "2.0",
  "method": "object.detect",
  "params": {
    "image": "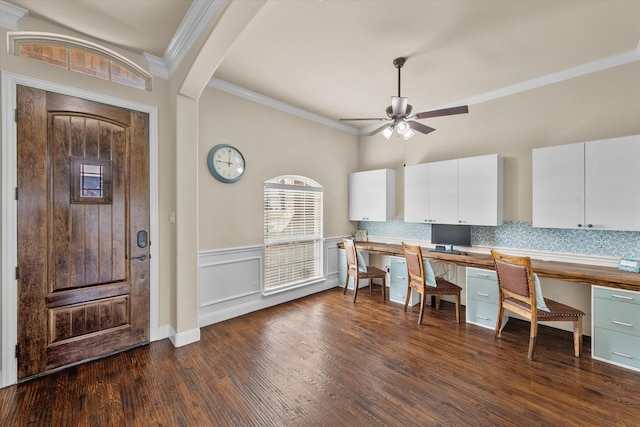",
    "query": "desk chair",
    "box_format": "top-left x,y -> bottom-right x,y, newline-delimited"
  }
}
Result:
402,242 -> 461,325
343,239 -> 386,303
491,250 -> 584,360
